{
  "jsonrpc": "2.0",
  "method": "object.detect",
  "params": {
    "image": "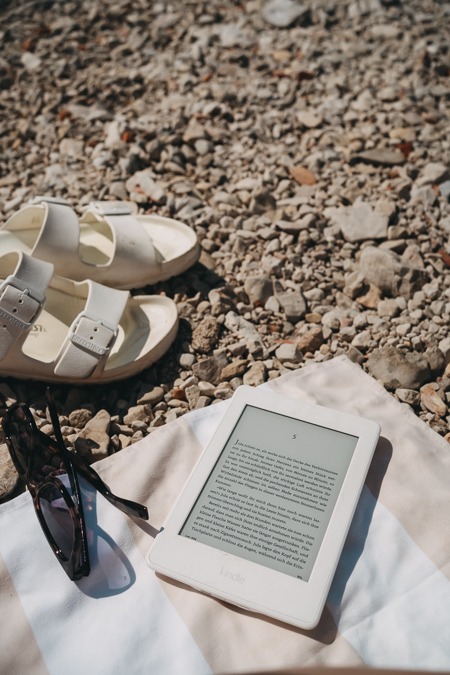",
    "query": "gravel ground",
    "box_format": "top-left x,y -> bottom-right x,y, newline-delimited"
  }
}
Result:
0,0 -> 449,499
